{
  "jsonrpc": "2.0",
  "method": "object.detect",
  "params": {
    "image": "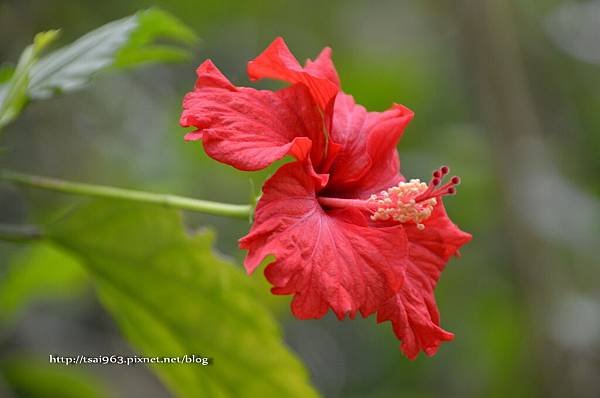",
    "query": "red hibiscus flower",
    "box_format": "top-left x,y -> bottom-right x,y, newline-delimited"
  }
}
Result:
180,37 -> 472,359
